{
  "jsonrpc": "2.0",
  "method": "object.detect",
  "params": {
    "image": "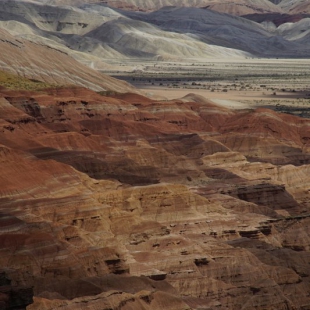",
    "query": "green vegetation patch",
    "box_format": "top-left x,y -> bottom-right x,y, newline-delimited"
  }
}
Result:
0,70 -> 54,91
97,90 -> 122,97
